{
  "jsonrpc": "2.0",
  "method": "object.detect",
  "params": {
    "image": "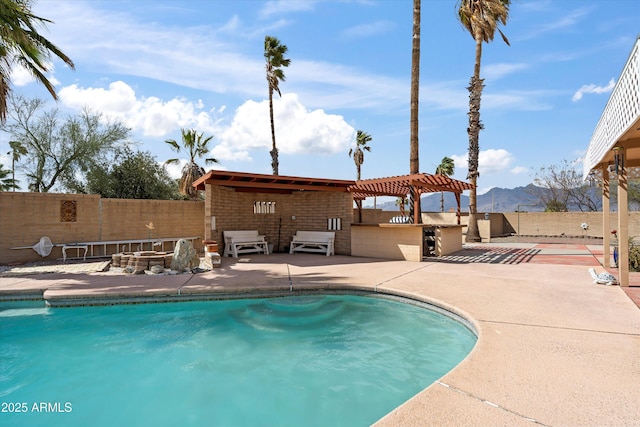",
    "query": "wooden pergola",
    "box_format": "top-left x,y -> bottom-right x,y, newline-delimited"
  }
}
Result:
349,173 -> 473,225
583,36 -> 640,287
